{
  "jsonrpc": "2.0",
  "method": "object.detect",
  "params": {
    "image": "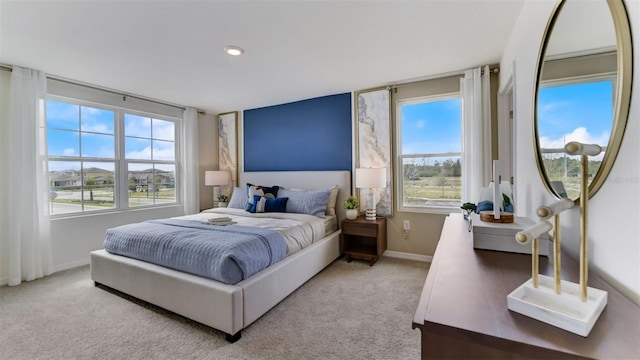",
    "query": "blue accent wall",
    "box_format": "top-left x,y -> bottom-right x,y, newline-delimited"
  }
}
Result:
244,93 -> 352,171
